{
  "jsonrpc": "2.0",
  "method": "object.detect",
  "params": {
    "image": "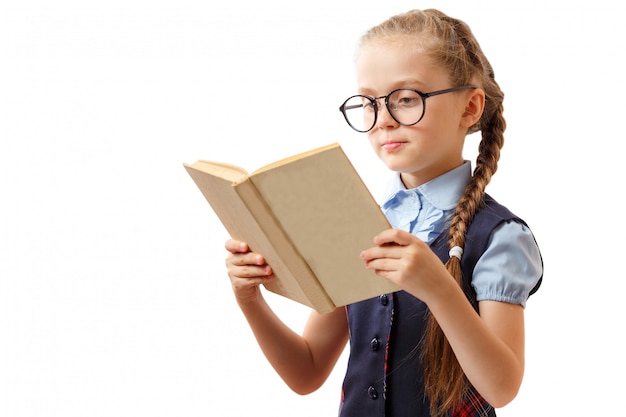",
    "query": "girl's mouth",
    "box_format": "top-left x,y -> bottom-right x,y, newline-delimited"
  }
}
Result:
381,141 -> 405,152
